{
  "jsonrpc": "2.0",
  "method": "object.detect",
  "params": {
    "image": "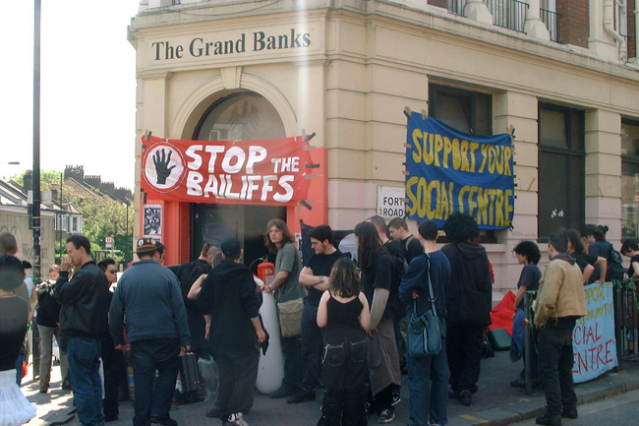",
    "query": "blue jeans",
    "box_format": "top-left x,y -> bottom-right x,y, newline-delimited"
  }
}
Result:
130,338 -> 181,426
15,352 -> 24,385
299,305 -> 322,392
538,324 -> 577,418
67,337 -> 104,426
407,335 -> 449,426
280,336 -> 302,392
